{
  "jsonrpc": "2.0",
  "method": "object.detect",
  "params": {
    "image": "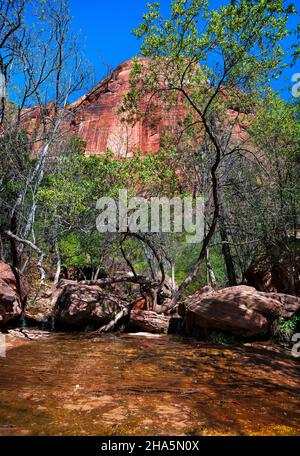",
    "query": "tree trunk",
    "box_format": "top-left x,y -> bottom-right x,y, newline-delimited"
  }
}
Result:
10,214 -> 19,268
205,246 -> 217,288
219,214 -> 237,286
54,240 -> 61,285
0,68 -> 7,125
